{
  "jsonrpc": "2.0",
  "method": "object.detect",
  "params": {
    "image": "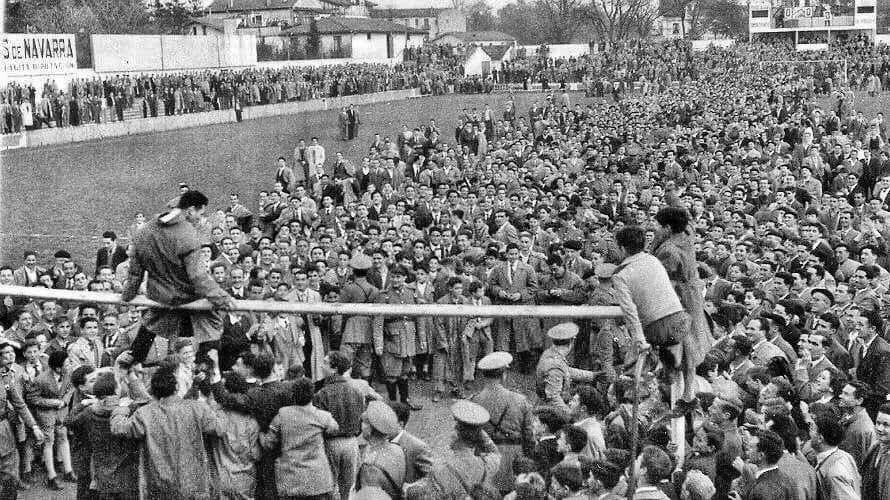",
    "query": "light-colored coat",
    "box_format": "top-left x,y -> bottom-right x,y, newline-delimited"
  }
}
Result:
110,397 -> 224,500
